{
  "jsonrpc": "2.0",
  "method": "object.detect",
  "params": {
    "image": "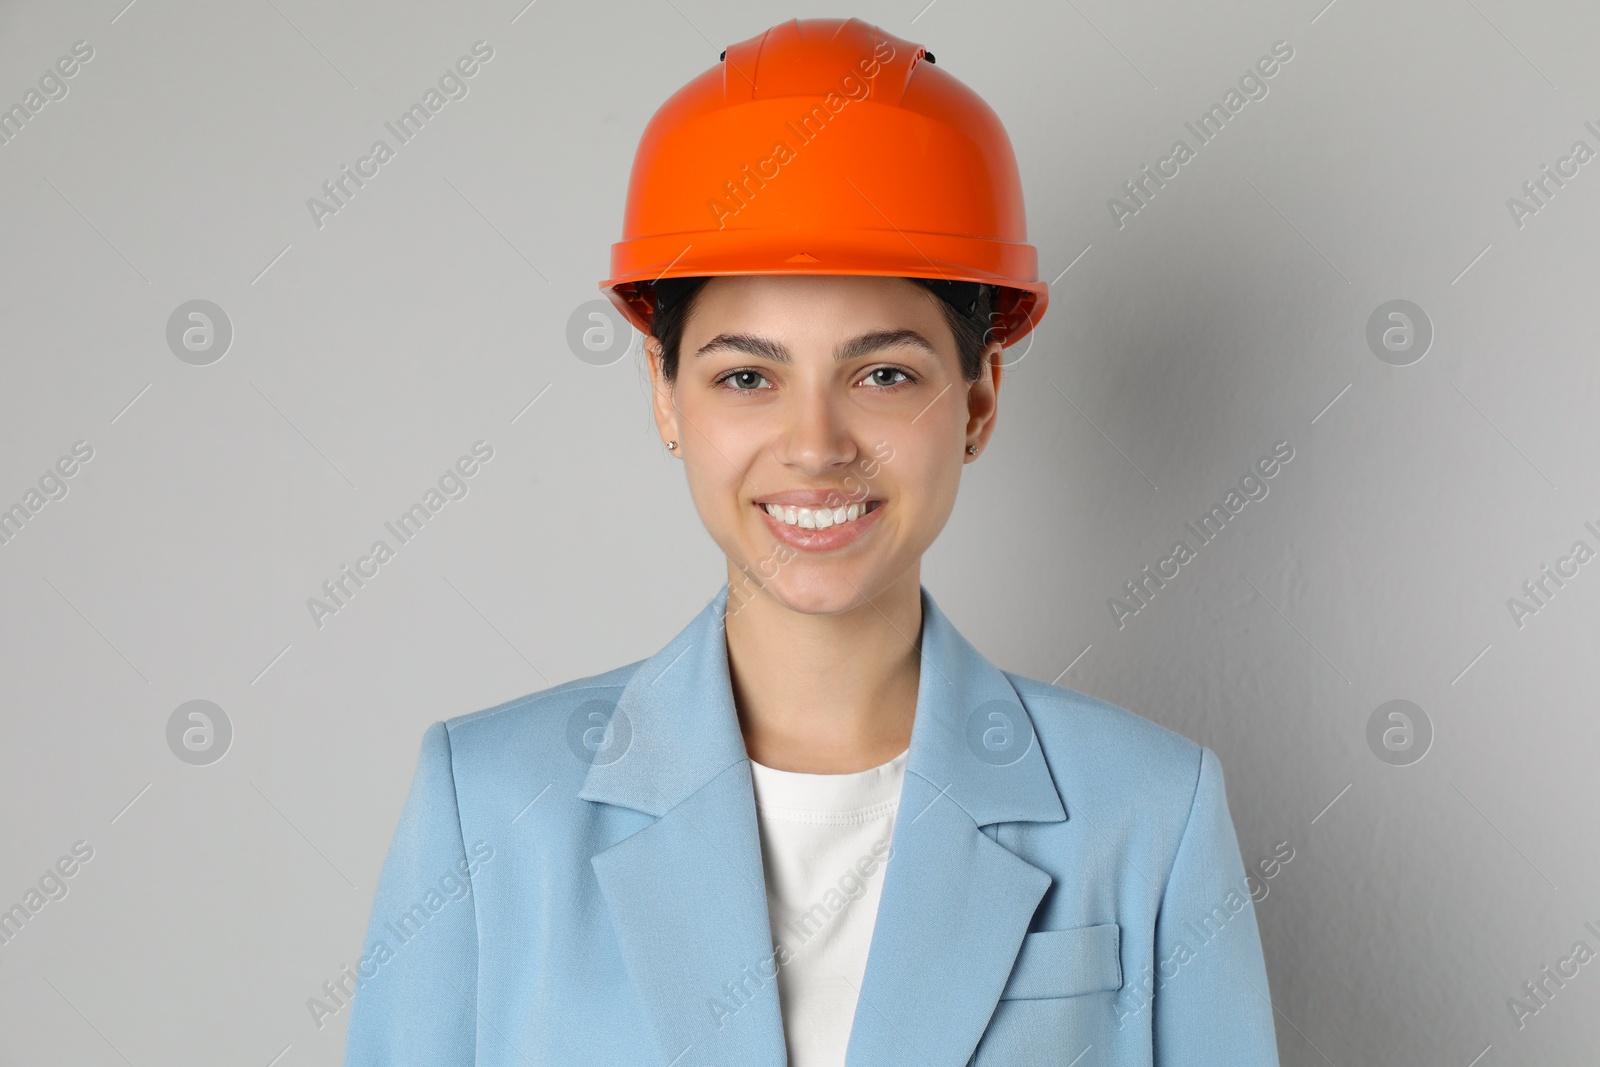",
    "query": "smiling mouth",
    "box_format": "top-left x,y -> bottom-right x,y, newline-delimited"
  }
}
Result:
755,499 -> 882,530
